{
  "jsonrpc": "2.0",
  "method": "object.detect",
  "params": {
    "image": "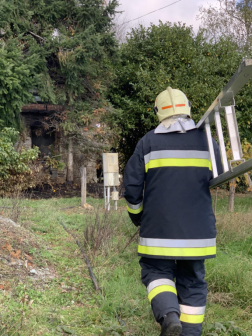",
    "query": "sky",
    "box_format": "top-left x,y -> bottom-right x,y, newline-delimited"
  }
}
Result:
116,0 -> 219,34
